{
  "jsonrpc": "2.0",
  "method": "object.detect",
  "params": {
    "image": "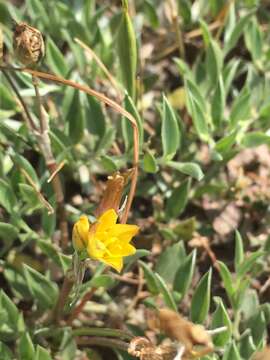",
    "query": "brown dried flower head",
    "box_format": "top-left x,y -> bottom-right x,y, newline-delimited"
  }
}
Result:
13,20 -> 45,66
128,337 -> 177,360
